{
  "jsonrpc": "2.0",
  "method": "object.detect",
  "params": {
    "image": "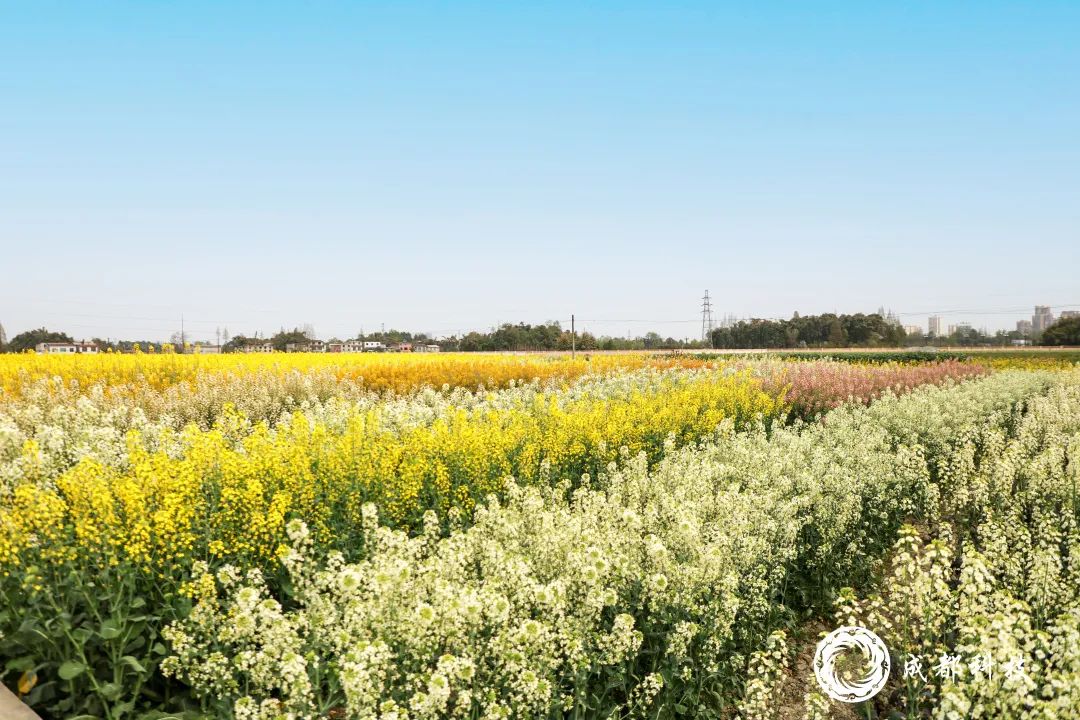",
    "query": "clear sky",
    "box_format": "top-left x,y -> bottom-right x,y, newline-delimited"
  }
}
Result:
2,1 -> 1078,342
